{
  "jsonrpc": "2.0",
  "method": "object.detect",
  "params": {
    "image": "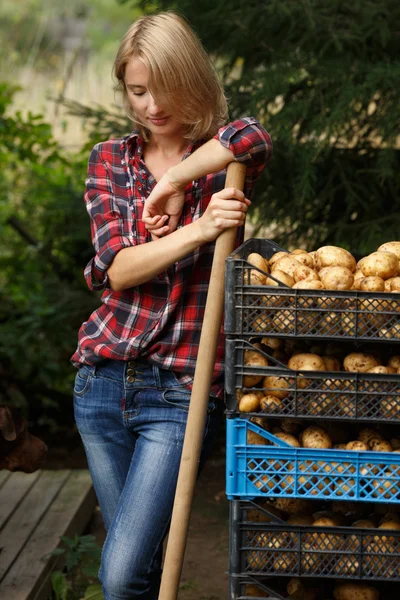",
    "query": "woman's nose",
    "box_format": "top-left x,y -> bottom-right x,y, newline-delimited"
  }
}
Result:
148,94 -> 163,114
